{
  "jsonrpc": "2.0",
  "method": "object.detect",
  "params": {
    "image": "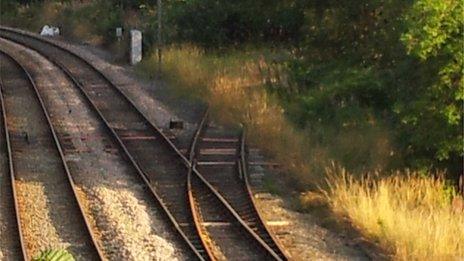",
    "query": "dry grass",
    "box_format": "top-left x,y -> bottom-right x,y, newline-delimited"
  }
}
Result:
139,46 -> 463,259
325,165 -> 464,260
140,45 -> 326,187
